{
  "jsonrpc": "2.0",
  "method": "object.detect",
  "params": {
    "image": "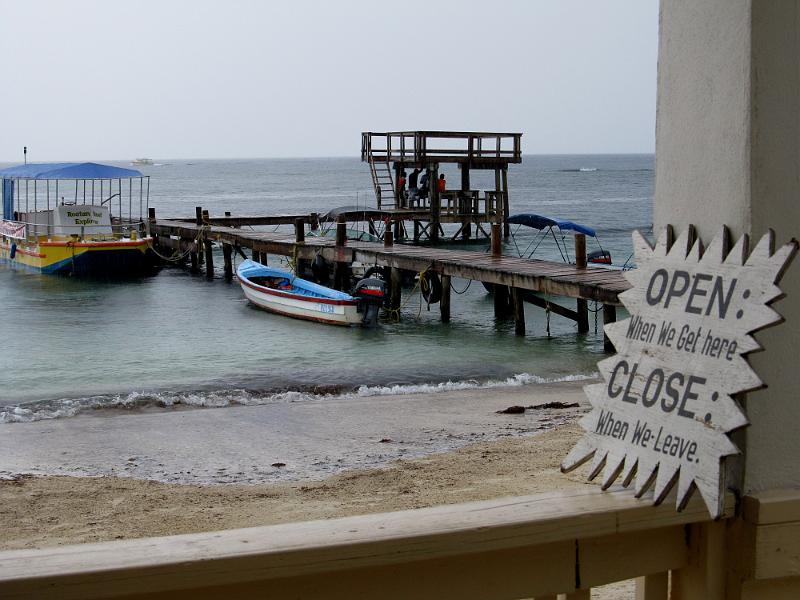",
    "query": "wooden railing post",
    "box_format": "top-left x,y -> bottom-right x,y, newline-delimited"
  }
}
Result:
635,572 -> 669,600
670,520 -> 728,600
384,223 -> 393,247
491,223 -> 502,257
575,233 -> 587,269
